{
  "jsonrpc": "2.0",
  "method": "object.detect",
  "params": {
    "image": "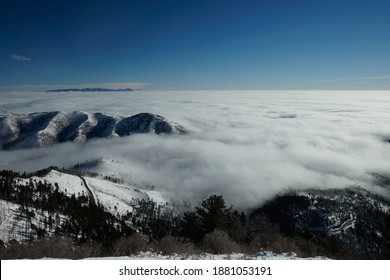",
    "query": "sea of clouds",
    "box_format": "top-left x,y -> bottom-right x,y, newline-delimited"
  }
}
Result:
1,90 -> 390,207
